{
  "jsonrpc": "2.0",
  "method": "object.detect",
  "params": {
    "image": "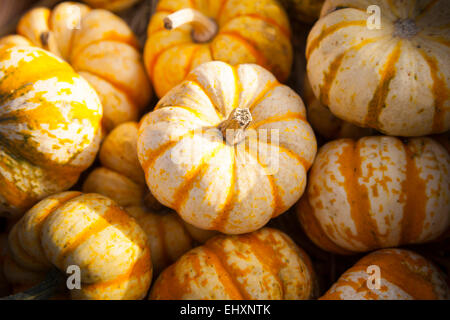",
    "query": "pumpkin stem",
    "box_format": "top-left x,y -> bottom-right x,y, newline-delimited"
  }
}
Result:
39,31 -> 62,58
0,268 -> 64,300
218,108 -> 252,145
163,8 -> 218,43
